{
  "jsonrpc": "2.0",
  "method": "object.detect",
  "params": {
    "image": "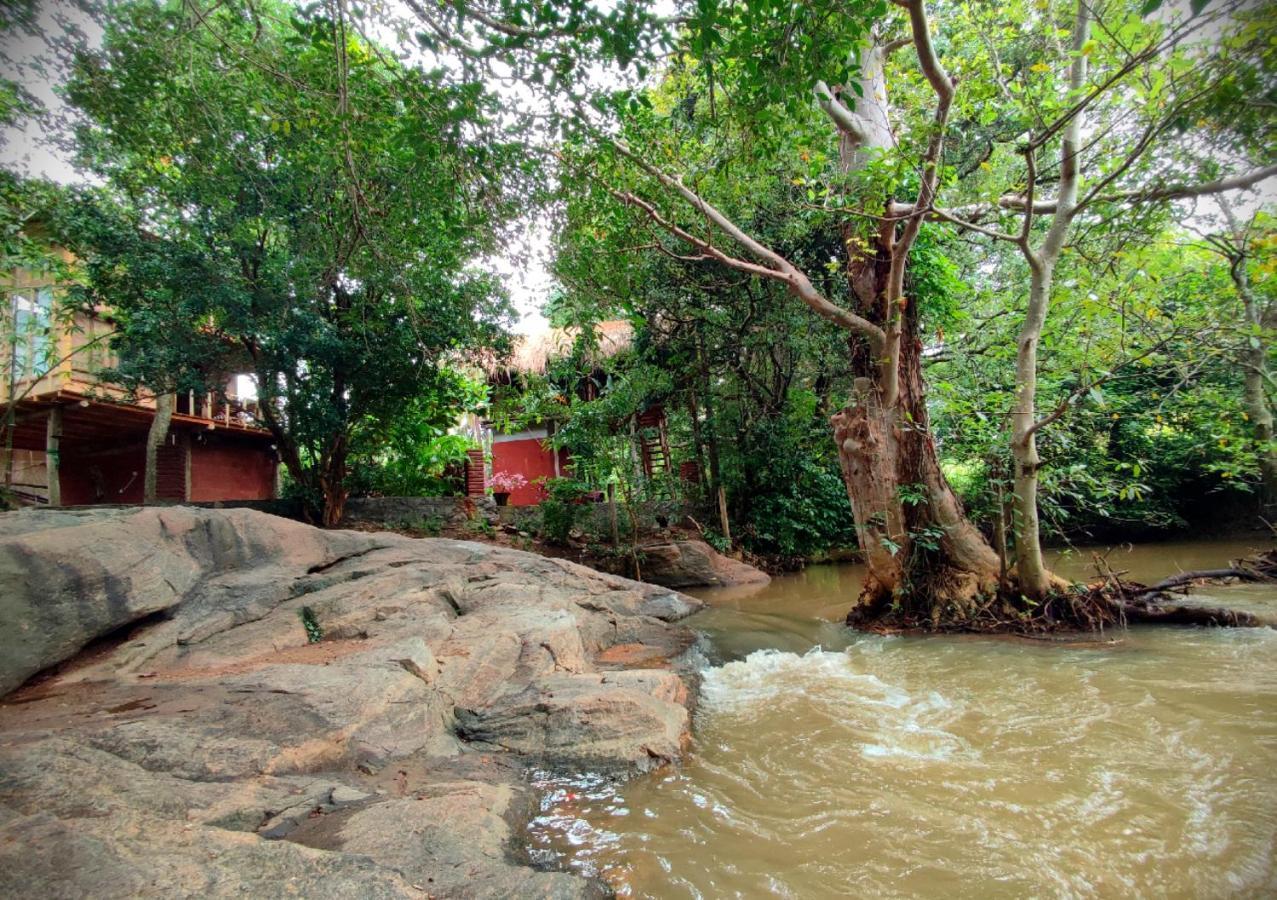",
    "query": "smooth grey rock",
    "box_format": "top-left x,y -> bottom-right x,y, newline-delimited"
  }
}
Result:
0,506 -> 700,898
